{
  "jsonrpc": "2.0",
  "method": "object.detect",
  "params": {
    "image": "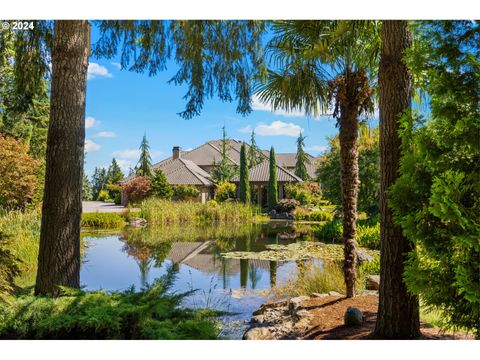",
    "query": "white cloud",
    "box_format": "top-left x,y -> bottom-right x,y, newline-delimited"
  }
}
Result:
306,145 -> 328,153
85,116 -> 96,129
87,63 -> 112,80
111,62 -> 122,70
116,159 -> 133,172
85,139 -> 101,152
113,149 -> 140,159
242,121 -> 303,137
95,131 -> 116,138
252,94 -> 306,118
